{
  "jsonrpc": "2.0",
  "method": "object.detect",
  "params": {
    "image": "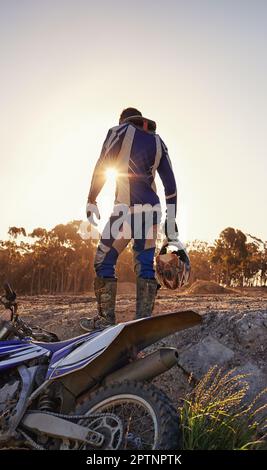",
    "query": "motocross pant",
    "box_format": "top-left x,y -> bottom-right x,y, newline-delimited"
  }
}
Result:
94,205 -> 160,279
